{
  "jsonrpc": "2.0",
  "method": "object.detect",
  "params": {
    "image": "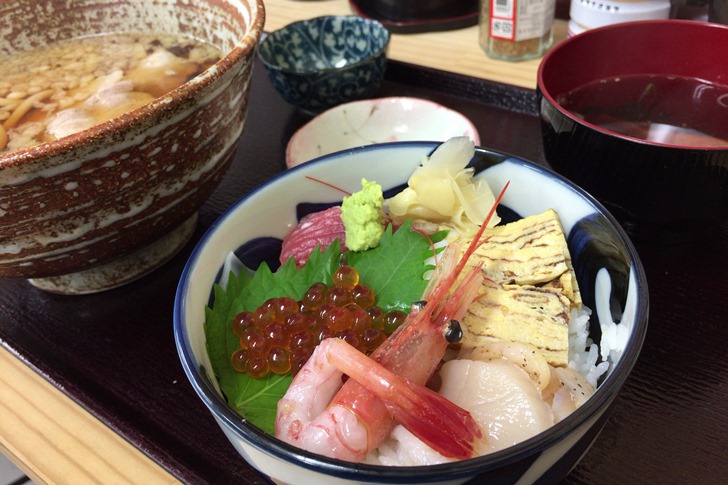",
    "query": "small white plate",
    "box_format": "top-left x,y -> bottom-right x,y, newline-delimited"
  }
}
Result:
285,97 -> 480,168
